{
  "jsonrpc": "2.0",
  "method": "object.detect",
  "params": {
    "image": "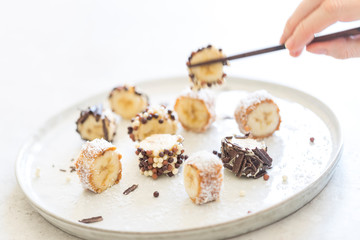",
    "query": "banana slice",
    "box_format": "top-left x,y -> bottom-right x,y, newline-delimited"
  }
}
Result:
109,85 -> 148,119
183,151 -> 223,205
128,105 -> 178,142
187,45 -> 227,90
75,138 -> 122,193
220,135 -> 272,178
234,90 -> 281,138
76,105 -> 117,142
174,89 -> 216,133
135,134 -> 187,179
